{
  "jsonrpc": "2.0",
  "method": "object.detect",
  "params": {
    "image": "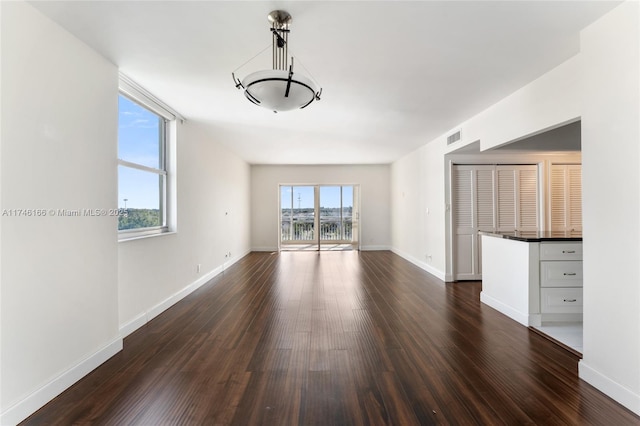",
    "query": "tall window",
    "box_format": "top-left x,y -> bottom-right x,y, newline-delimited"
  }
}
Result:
118,78 -> 175,237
